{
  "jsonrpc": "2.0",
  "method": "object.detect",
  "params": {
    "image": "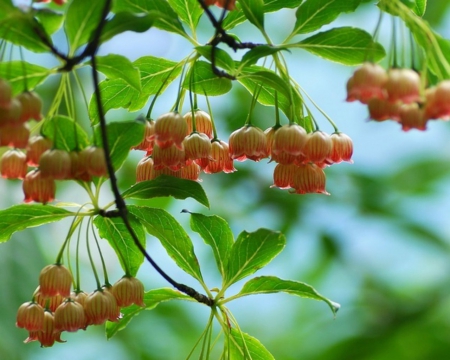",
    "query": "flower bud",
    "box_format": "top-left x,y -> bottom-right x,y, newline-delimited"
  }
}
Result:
133,120 -> 155,152
0,97 -> 22,126
112,276 -> 146,308
183,132 -> 212,163
183,110 -> 213,139
26,135 -> 52,166
346,62 -> 388,103
327,132 -> 353,164
155,111 -> 188,150
202,140 -> 236,174
82,146 -> 108,177
16,91 -> 43,122
152,143 -> 185,171
23,169 -> 56,204
272,124 -> 307,156
0,78 -> 12,109
1,149 -> 27,179
302,131 -> 332,164
0,123 -> 30,148
39,149 -> 71,180
16,301 -> 45,331
33,286 -> 64,312
292,163 -> 329,195
37,311 -> 65,347
39,264 -> 72,298
229,125 -> 268,162
399,103 -> 427,131
385,68 -> 421,104
181,162 -> 201,181
84,289 -> 119,325
136,156 -> 154,182
54,298 -> 86,332
271,163 -> 297,189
